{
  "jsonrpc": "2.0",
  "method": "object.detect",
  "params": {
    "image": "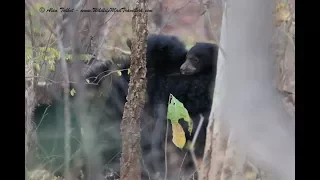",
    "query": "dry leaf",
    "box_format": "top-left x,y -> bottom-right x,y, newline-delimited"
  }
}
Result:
171,122 -> 186,149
